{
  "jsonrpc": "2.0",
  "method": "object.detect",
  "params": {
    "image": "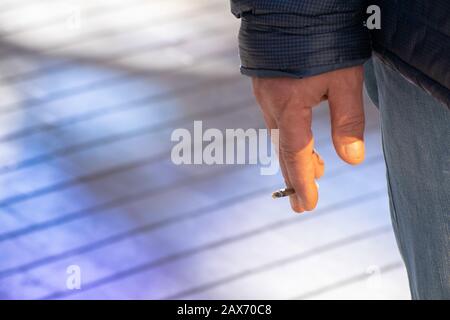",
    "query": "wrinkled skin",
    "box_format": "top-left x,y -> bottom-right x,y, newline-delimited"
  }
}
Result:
252,66 -> 365,213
